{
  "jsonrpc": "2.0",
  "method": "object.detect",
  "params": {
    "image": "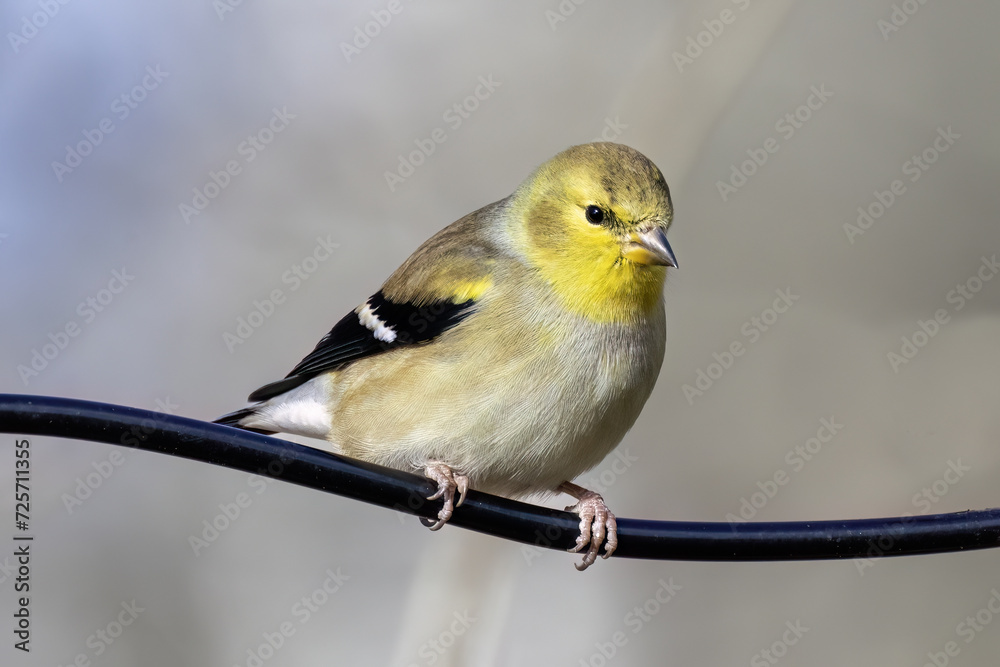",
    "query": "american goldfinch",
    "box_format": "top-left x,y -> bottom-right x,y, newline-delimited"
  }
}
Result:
216,142 -> 677,570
